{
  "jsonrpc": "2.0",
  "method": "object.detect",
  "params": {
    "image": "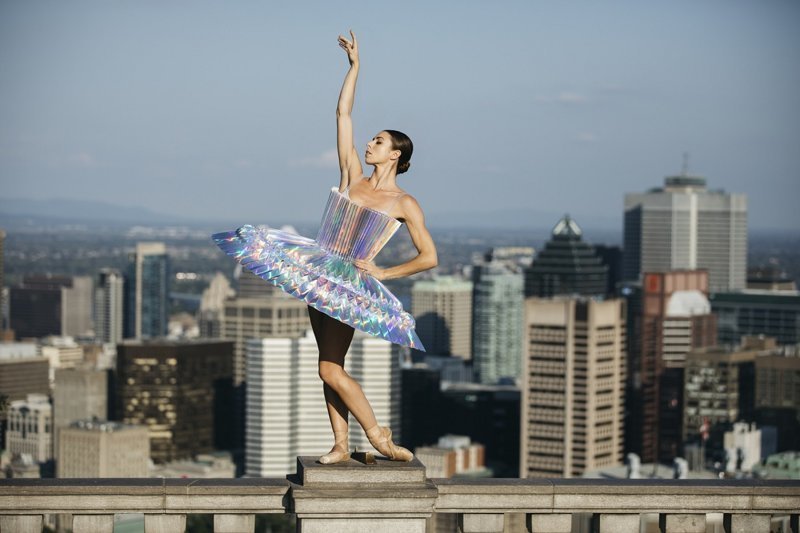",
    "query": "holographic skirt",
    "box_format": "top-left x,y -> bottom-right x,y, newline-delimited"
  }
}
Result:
212,225 -> 425,350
